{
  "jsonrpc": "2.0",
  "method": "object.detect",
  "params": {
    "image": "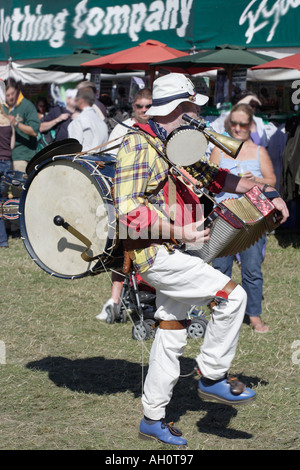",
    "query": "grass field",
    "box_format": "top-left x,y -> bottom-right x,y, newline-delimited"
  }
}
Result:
0,231 -> 299,451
